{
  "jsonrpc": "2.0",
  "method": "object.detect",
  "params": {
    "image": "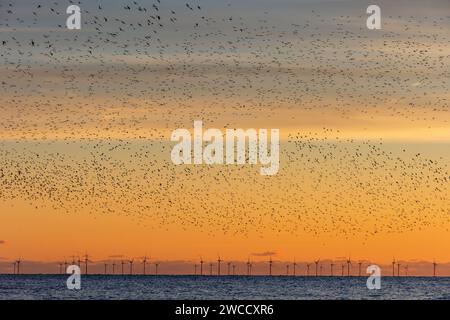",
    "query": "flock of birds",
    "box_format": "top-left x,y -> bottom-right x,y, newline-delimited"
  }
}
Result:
0,1 -> 449,242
